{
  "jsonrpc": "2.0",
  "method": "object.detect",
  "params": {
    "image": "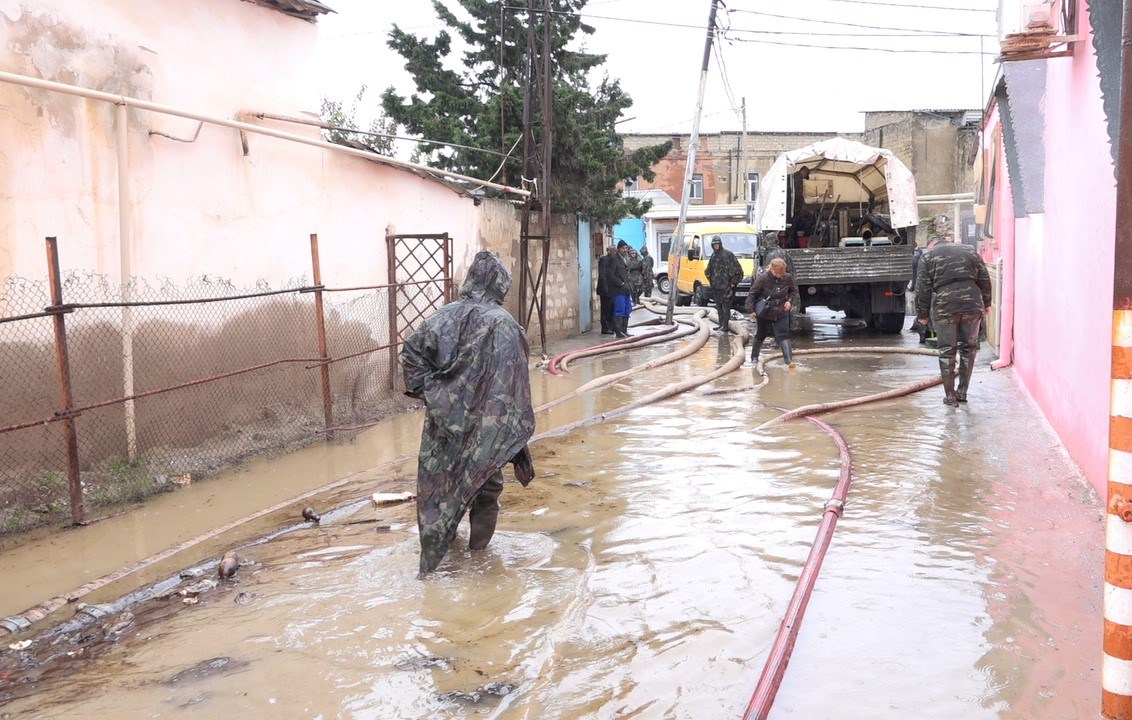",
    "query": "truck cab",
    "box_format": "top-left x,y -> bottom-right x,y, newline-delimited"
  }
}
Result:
669,222 -> 760,307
